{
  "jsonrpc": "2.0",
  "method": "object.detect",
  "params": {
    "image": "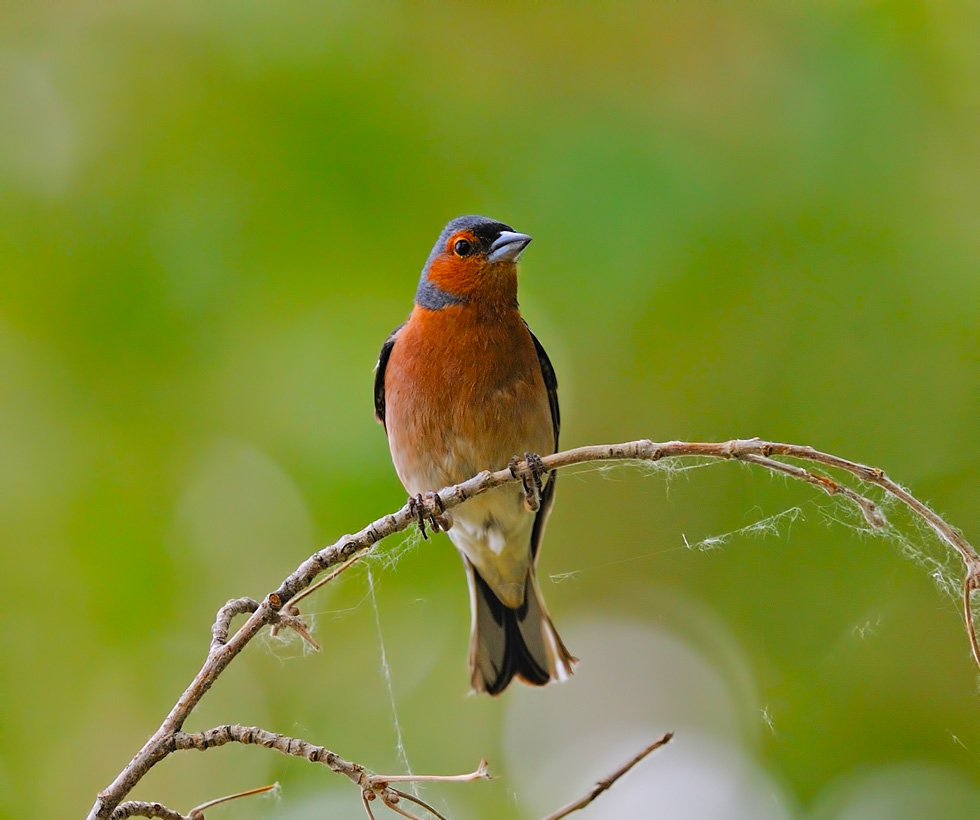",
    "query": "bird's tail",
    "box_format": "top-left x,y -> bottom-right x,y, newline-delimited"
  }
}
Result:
464,557 -> 576,696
